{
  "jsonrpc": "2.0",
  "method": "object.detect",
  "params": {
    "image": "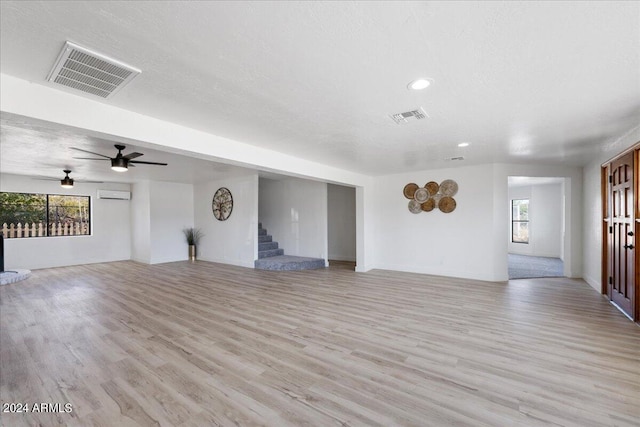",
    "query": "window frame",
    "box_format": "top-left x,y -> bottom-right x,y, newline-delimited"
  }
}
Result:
0,191 -> 91,238
511,198 -> 529,244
